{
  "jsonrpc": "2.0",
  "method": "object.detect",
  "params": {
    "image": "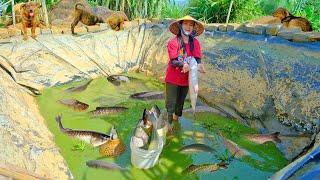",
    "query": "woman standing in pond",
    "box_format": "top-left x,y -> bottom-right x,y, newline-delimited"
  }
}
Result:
165,16 -> 206,127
